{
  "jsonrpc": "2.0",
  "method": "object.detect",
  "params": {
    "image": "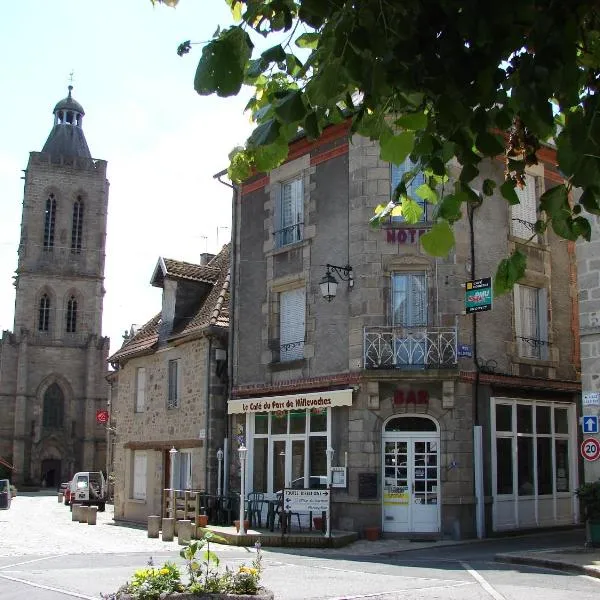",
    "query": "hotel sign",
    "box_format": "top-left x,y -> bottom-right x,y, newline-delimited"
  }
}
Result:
228,388 -> 353,414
